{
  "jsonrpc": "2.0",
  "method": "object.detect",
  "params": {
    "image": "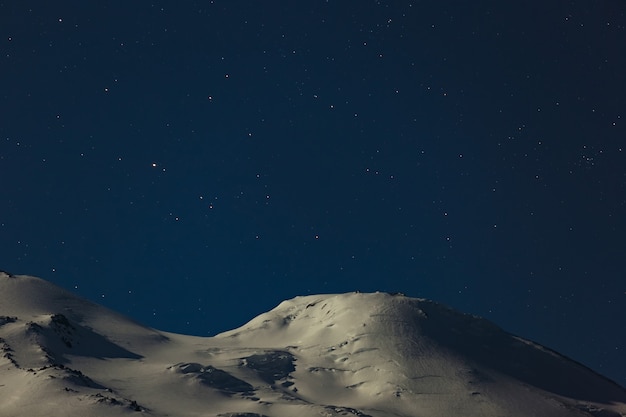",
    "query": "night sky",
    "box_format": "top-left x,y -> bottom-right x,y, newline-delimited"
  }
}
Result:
2,1 -> 625,386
